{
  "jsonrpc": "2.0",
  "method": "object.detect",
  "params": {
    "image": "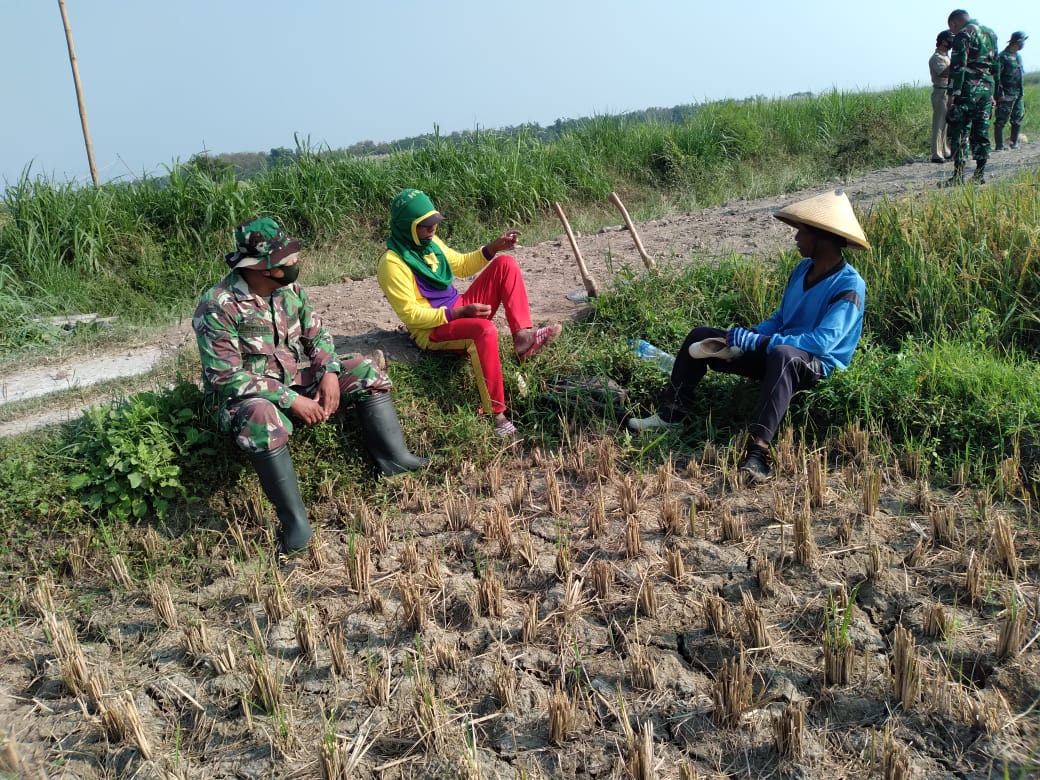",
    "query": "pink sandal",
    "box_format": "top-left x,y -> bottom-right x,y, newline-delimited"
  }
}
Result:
494,419 -> 520,438
515,324 -> 562,362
